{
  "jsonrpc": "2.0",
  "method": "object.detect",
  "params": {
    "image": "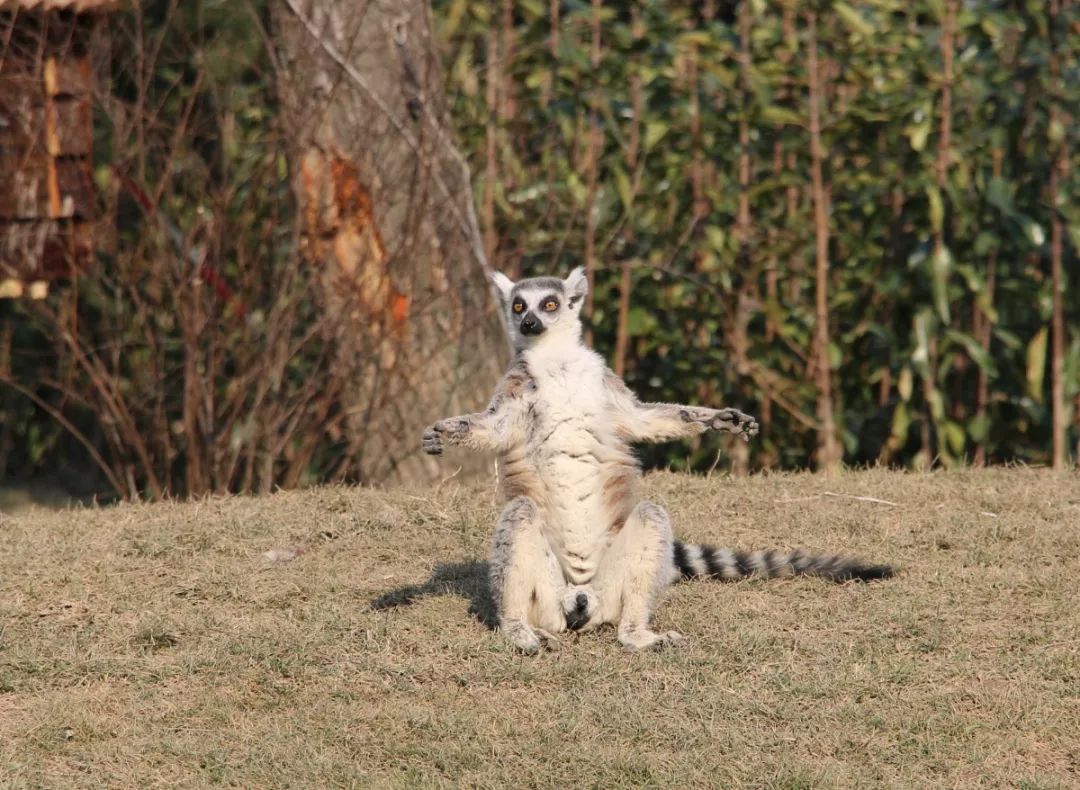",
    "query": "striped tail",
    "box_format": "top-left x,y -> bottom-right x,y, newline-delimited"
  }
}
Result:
673,540 -> 893,583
